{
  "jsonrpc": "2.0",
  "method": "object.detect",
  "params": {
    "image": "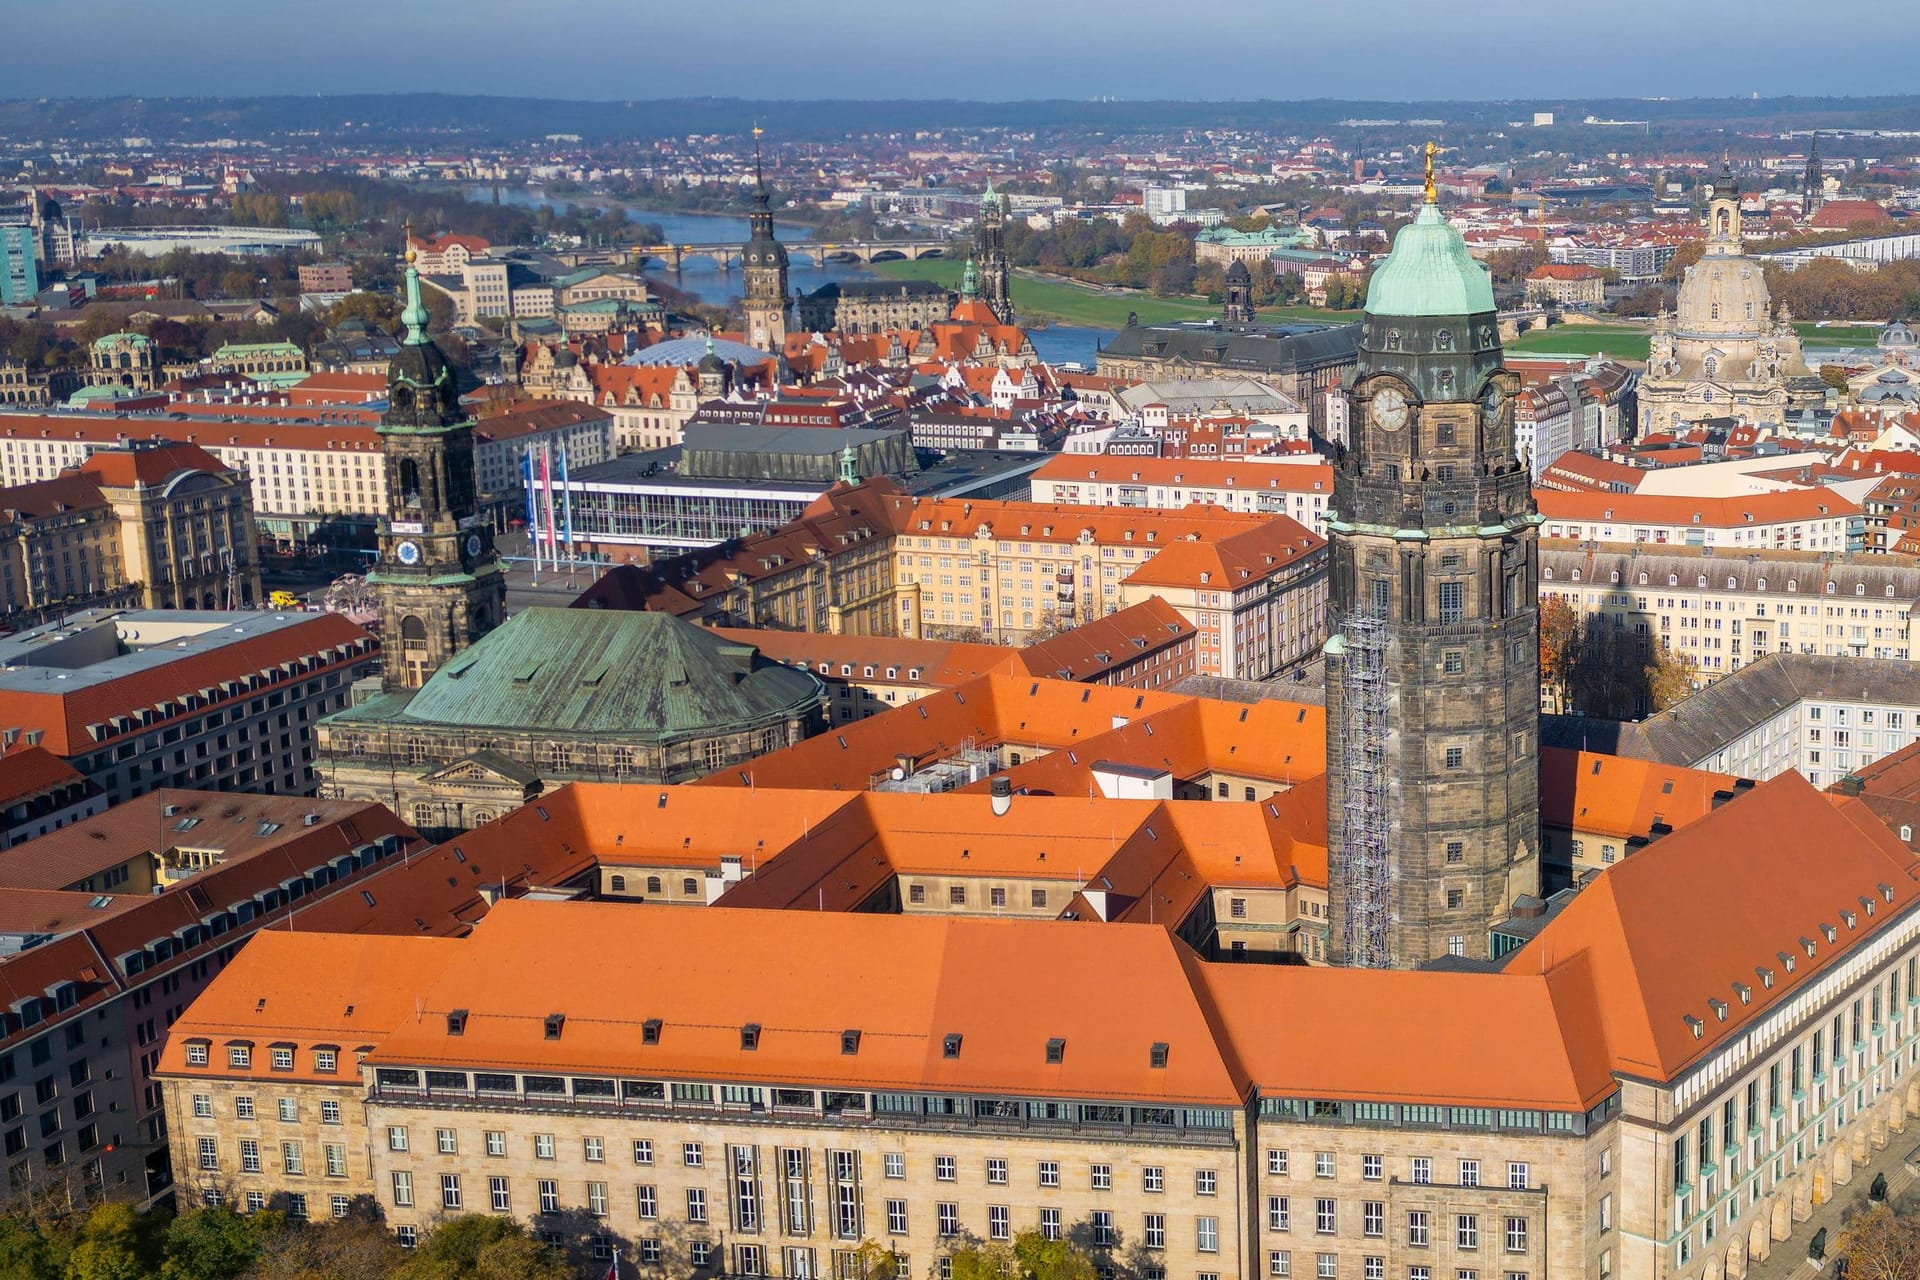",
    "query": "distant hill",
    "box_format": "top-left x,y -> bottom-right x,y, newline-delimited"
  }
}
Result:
7,94 -> 1920,145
